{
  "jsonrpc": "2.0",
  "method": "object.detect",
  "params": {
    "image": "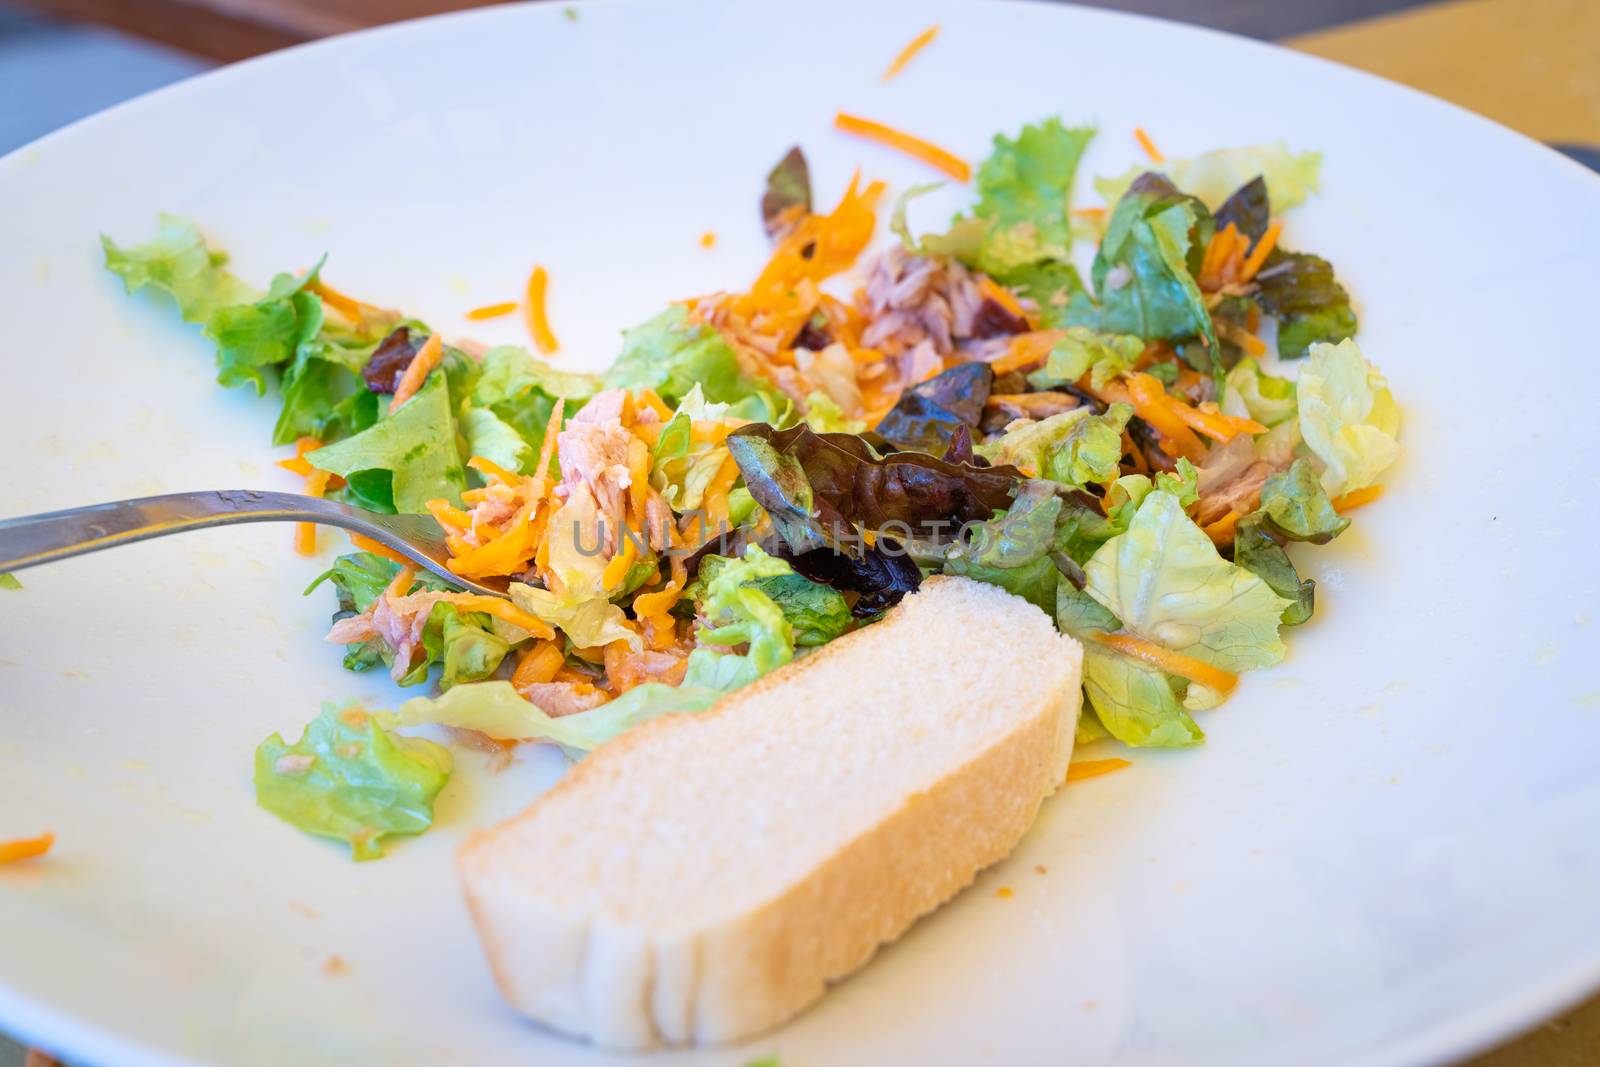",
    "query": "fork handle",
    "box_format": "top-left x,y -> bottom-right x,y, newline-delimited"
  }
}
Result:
0,490 -> 372,573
